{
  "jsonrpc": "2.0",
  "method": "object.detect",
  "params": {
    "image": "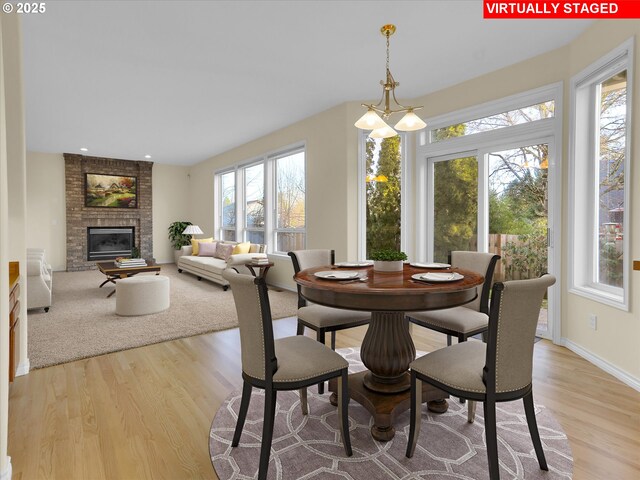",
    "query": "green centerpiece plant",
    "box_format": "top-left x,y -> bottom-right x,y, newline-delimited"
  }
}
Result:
370,249 -> 407,272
